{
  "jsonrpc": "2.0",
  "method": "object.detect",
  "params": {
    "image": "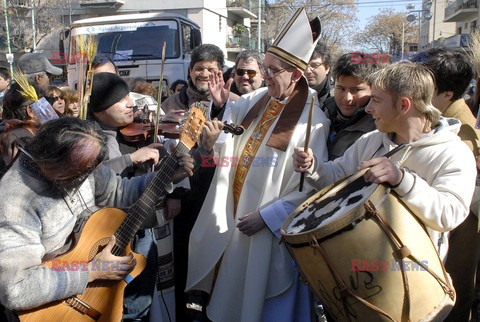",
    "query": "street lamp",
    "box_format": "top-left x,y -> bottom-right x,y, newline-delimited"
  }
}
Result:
407,4 -> 432,51
401,21 -> 405,60
430,0 -> 437,45
31,0 -> 36,50
2,0 -> 14,74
